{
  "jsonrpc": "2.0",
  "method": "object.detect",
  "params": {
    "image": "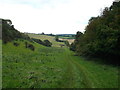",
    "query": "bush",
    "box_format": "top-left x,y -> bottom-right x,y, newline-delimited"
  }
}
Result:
43,40 -> 52,47
31,38 -> 52,47
64,41 -> 70,47
31,38 -> 43,45
25,42 -> 35,51
13,42 -> 19,46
